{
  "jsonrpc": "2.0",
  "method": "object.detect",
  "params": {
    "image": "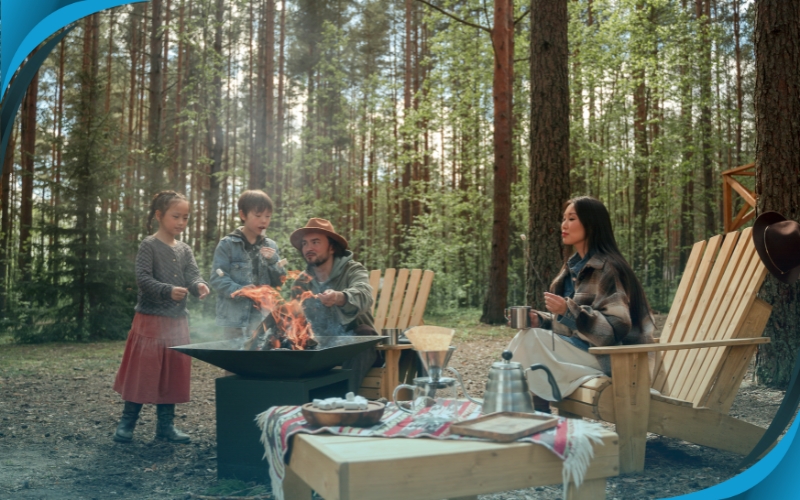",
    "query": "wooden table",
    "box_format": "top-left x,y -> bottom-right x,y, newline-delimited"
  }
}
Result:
284,429 -> 619,500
